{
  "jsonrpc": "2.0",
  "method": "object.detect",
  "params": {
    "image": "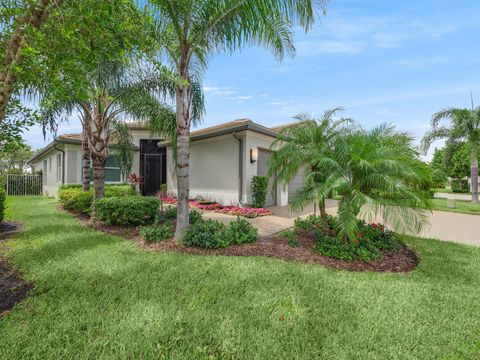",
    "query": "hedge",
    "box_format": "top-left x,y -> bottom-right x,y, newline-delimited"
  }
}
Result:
59,185 -> 136,214
96,196 -> 160,226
